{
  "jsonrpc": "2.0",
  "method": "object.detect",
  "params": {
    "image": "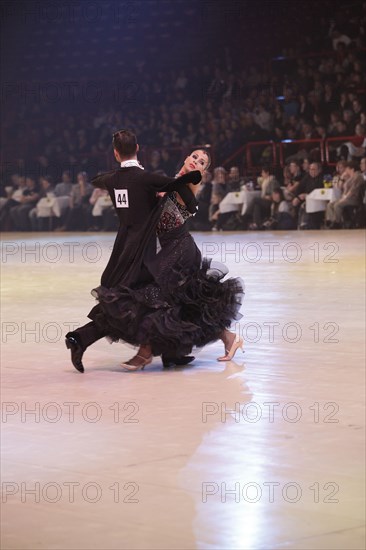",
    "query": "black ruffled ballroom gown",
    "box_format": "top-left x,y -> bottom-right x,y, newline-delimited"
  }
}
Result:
88,192 -> 244,357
